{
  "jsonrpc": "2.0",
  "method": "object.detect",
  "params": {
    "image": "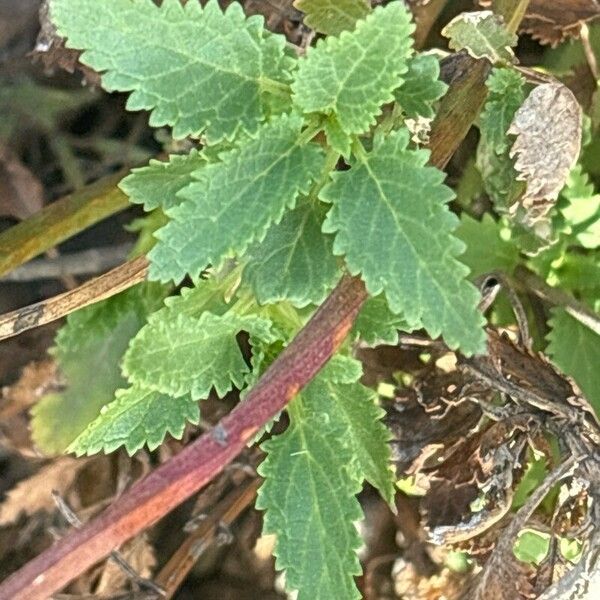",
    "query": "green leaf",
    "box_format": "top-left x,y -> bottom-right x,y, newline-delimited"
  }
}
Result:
31,284 -> 166,454
50,0 -> 293,141
480,67 -> 525,155
148,115 -> 325,283
123,311 -> 278,400
120,150 -> 207,212
558,165 -> 600,249
547,308 -> 600,416
293,0 -> 371,36
303,359 -> 395,504
353,294 -> 412,346
69,385 -> 198,455
321,129 -> 485,354
394,54 -> 448,119
243,199 -> 340,307
441,10 -> 517,64
513,530 -> 550,566
455,213 -> 520,277
292,2 -> 414,151
257,401 -> 363,600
